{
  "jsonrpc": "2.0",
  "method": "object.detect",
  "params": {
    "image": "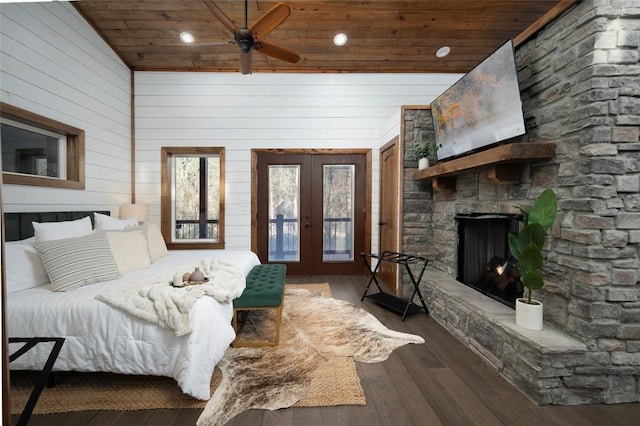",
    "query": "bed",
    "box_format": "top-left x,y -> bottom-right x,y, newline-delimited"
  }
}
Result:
5,211 -> 260,400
